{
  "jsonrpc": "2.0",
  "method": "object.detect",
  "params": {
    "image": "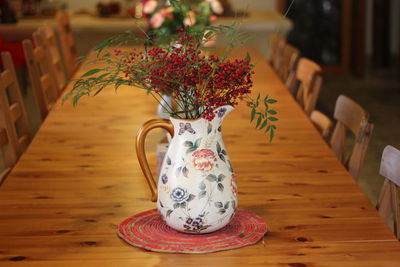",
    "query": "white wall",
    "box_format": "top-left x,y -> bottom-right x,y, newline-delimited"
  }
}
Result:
65,0 -> 278,12
229,0 -> 277,11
